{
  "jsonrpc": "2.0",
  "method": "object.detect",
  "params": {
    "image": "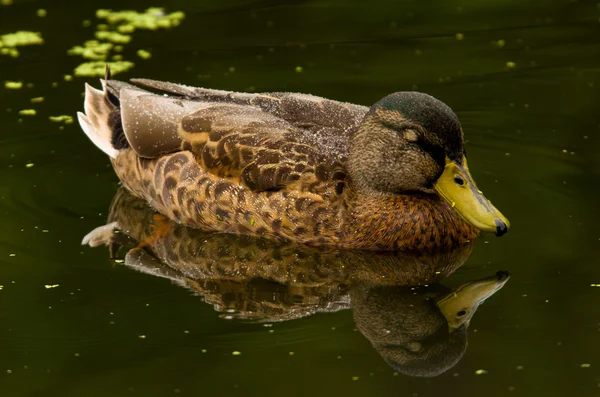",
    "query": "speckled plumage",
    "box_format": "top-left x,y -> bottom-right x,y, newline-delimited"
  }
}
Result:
78,72 -> 479,251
